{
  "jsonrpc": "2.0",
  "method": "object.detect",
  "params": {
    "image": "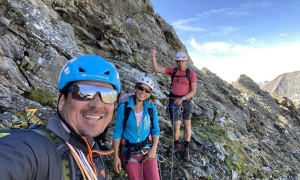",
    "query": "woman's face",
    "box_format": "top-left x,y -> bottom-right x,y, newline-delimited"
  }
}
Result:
135,83 -> 152,101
